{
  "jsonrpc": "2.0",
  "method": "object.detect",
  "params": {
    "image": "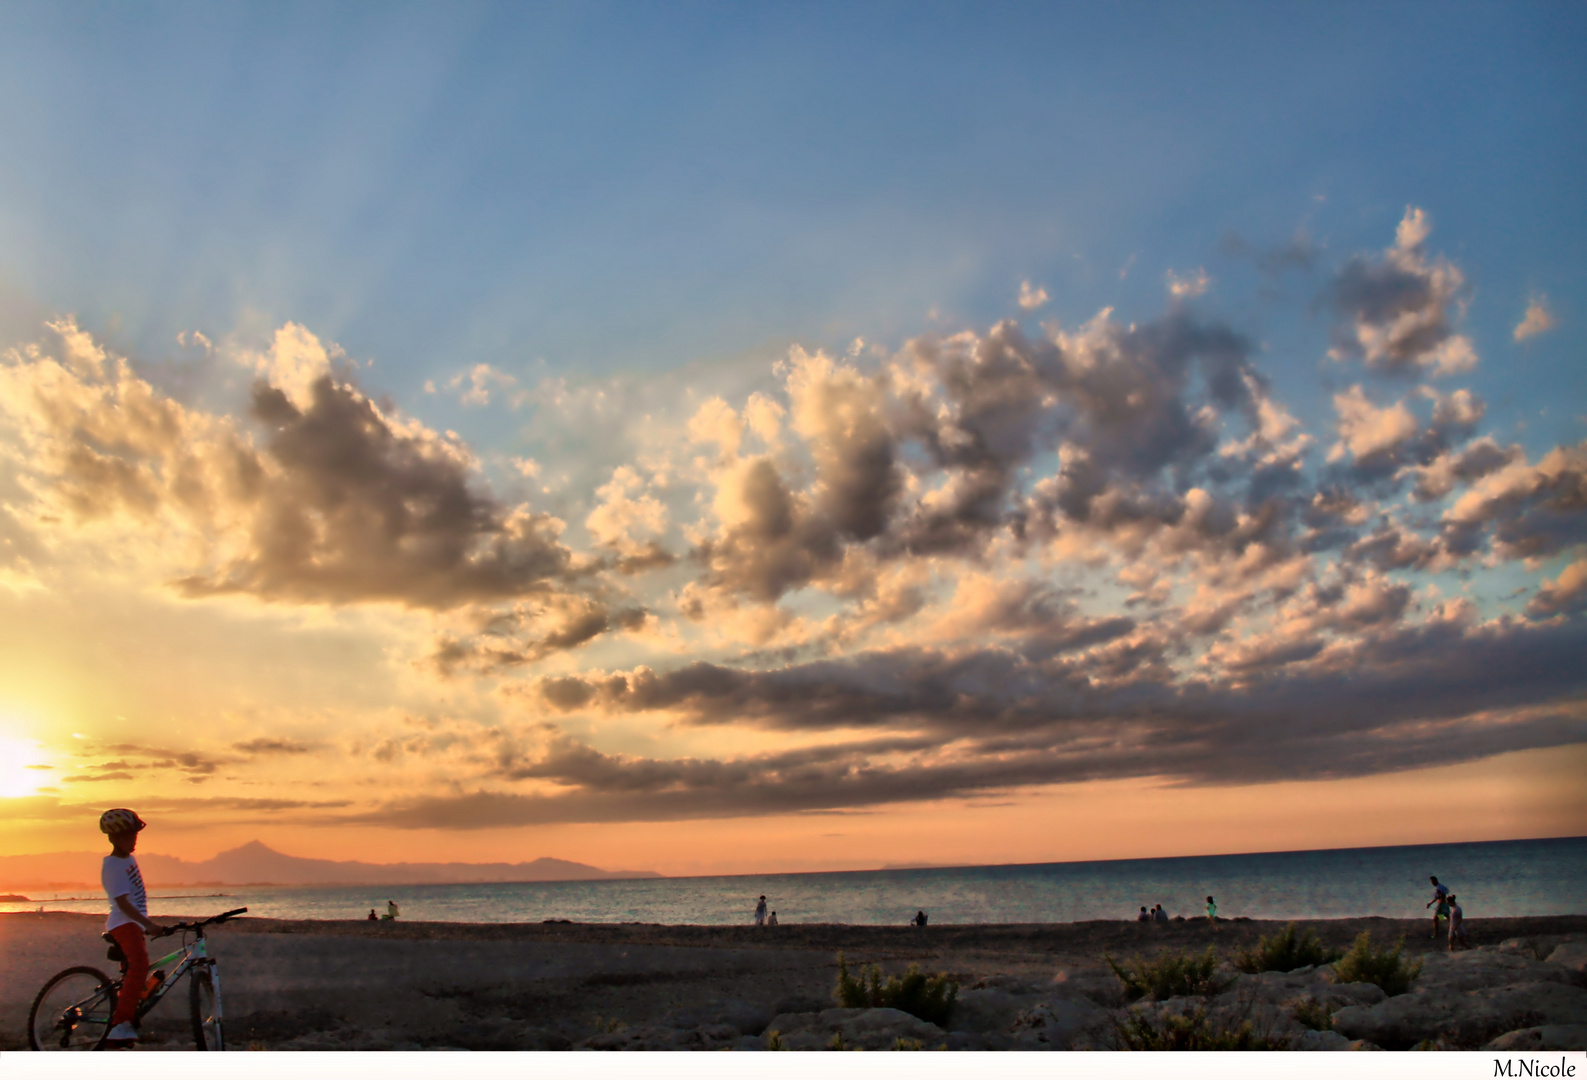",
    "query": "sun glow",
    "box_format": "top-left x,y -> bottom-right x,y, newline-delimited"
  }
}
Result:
0,736 -> 50,798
